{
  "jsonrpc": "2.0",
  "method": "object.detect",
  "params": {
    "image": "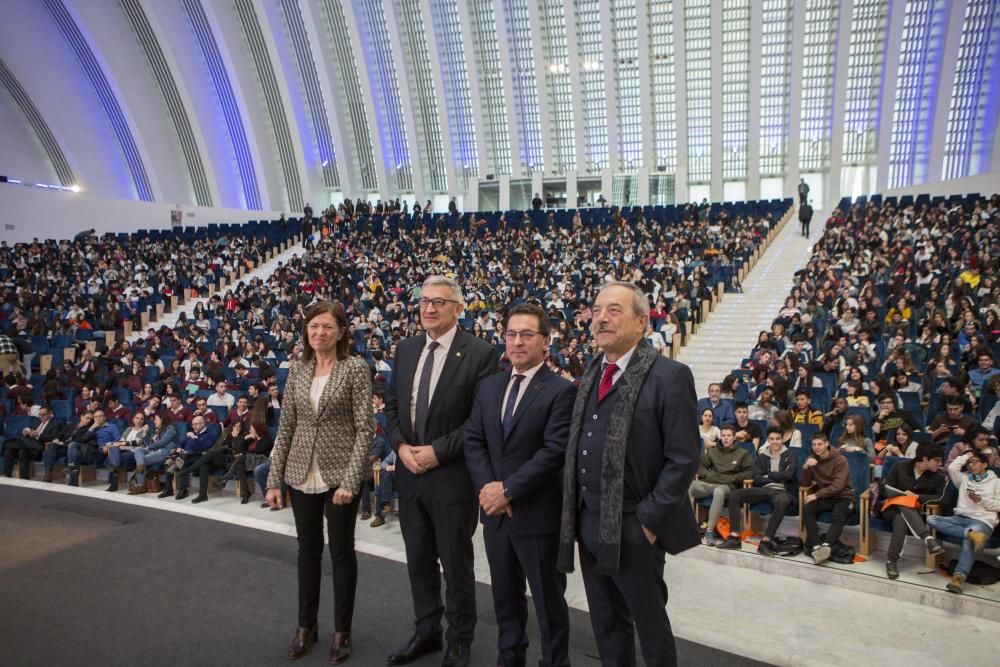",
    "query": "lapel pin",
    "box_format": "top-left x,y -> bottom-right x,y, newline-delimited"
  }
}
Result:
456,352 -> 462,357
